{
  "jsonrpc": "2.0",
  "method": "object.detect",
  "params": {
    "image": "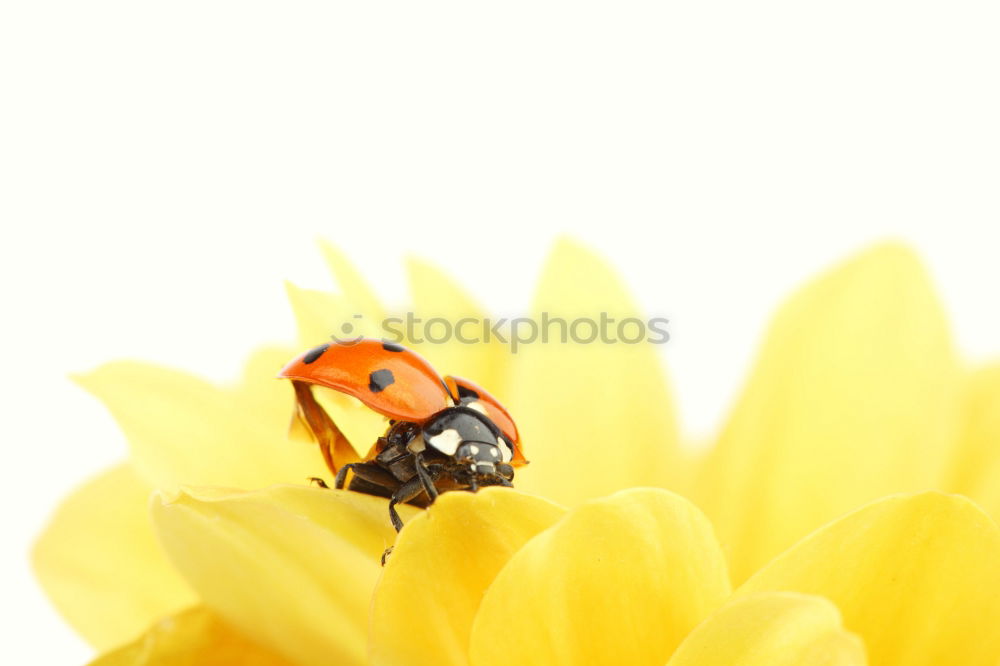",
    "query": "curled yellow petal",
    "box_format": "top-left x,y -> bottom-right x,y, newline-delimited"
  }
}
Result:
696,244 -> 962,582
469,488 -> 731,666
370,488 -> 565,666
508,239 -> 681,506
152,485 -> 417,666
89,606 -> 293,666
666,592 -> 866,666
32,463 -> 196,651
74,347 -> 321,492
738,491 -> 1000,666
